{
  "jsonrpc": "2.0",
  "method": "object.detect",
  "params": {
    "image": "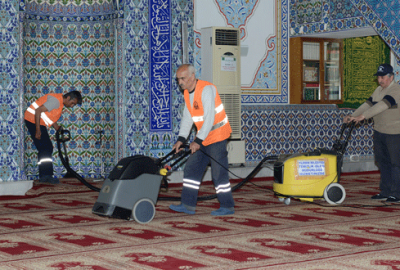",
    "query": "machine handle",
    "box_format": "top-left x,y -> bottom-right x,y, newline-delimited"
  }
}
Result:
56,128 -> 71,143
157,145 -> 190,166
332,122 -> 355,154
